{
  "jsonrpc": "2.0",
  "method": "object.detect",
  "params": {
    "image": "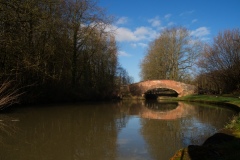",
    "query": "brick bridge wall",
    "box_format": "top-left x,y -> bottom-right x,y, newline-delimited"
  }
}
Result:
127,80 -> 197,97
